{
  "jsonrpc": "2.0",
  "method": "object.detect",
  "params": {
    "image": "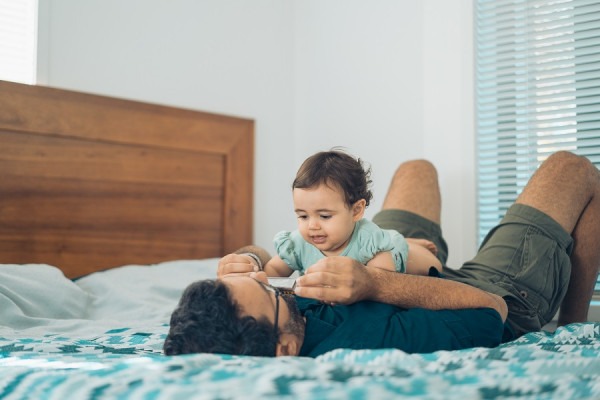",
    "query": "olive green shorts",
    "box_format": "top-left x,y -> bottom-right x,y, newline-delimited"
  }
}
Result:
372,204 -> 573,338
